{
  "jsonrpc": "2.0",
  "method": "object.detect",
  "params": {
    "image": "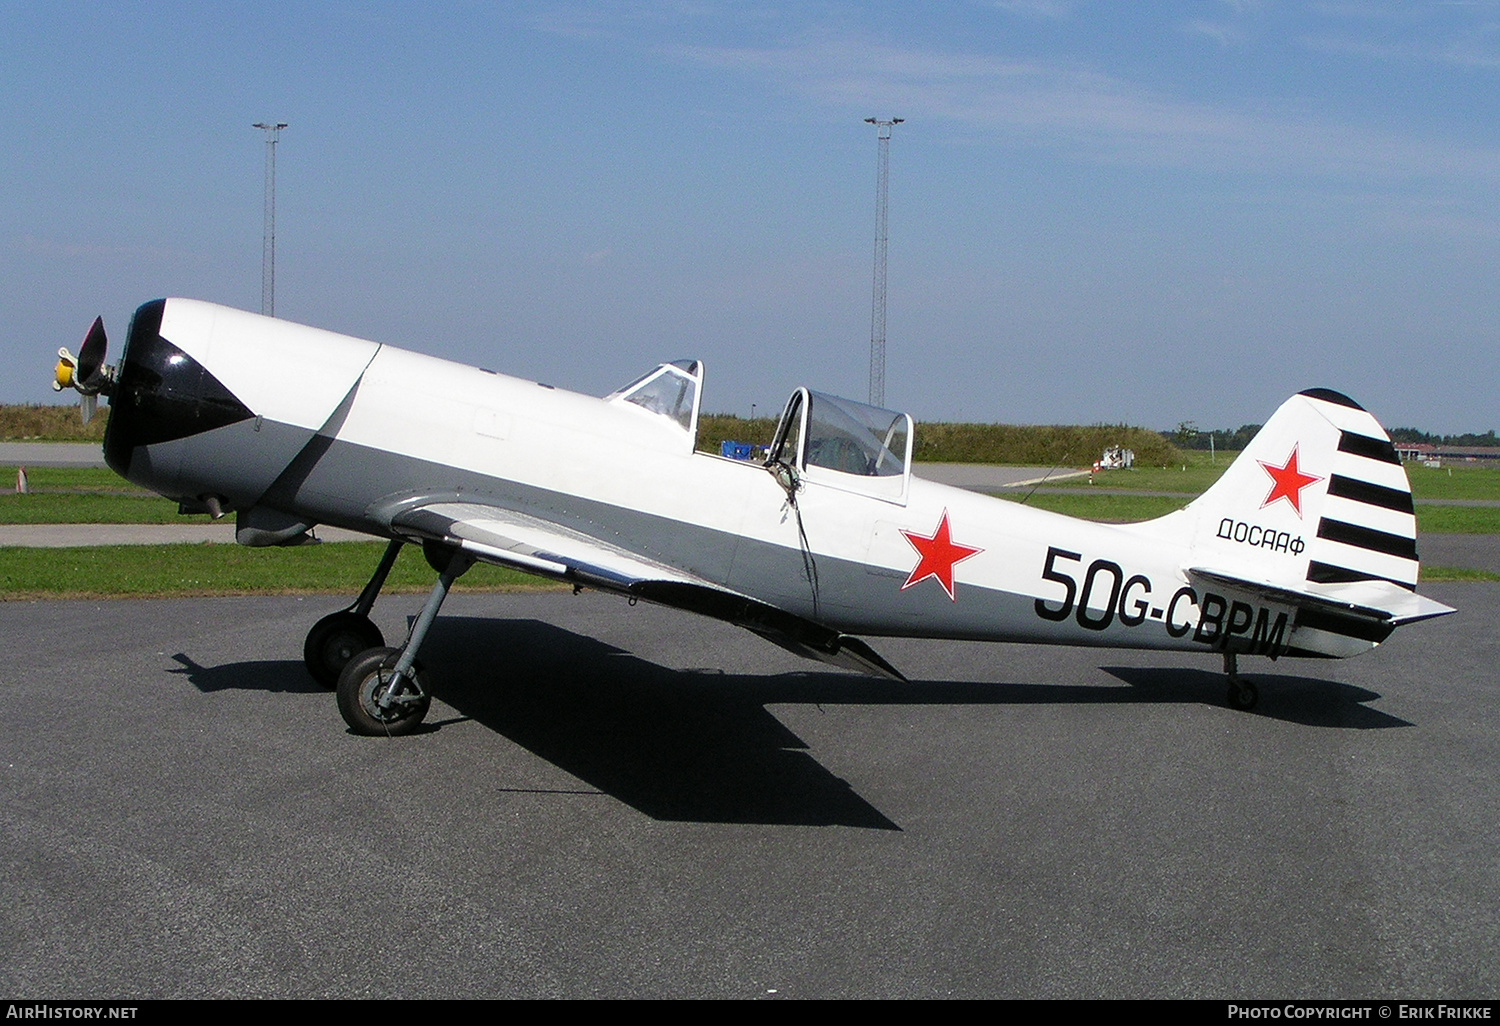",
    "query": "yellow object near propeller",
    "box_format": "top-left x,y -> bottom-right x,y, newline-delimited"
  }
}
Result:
53,347 -> 78,391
